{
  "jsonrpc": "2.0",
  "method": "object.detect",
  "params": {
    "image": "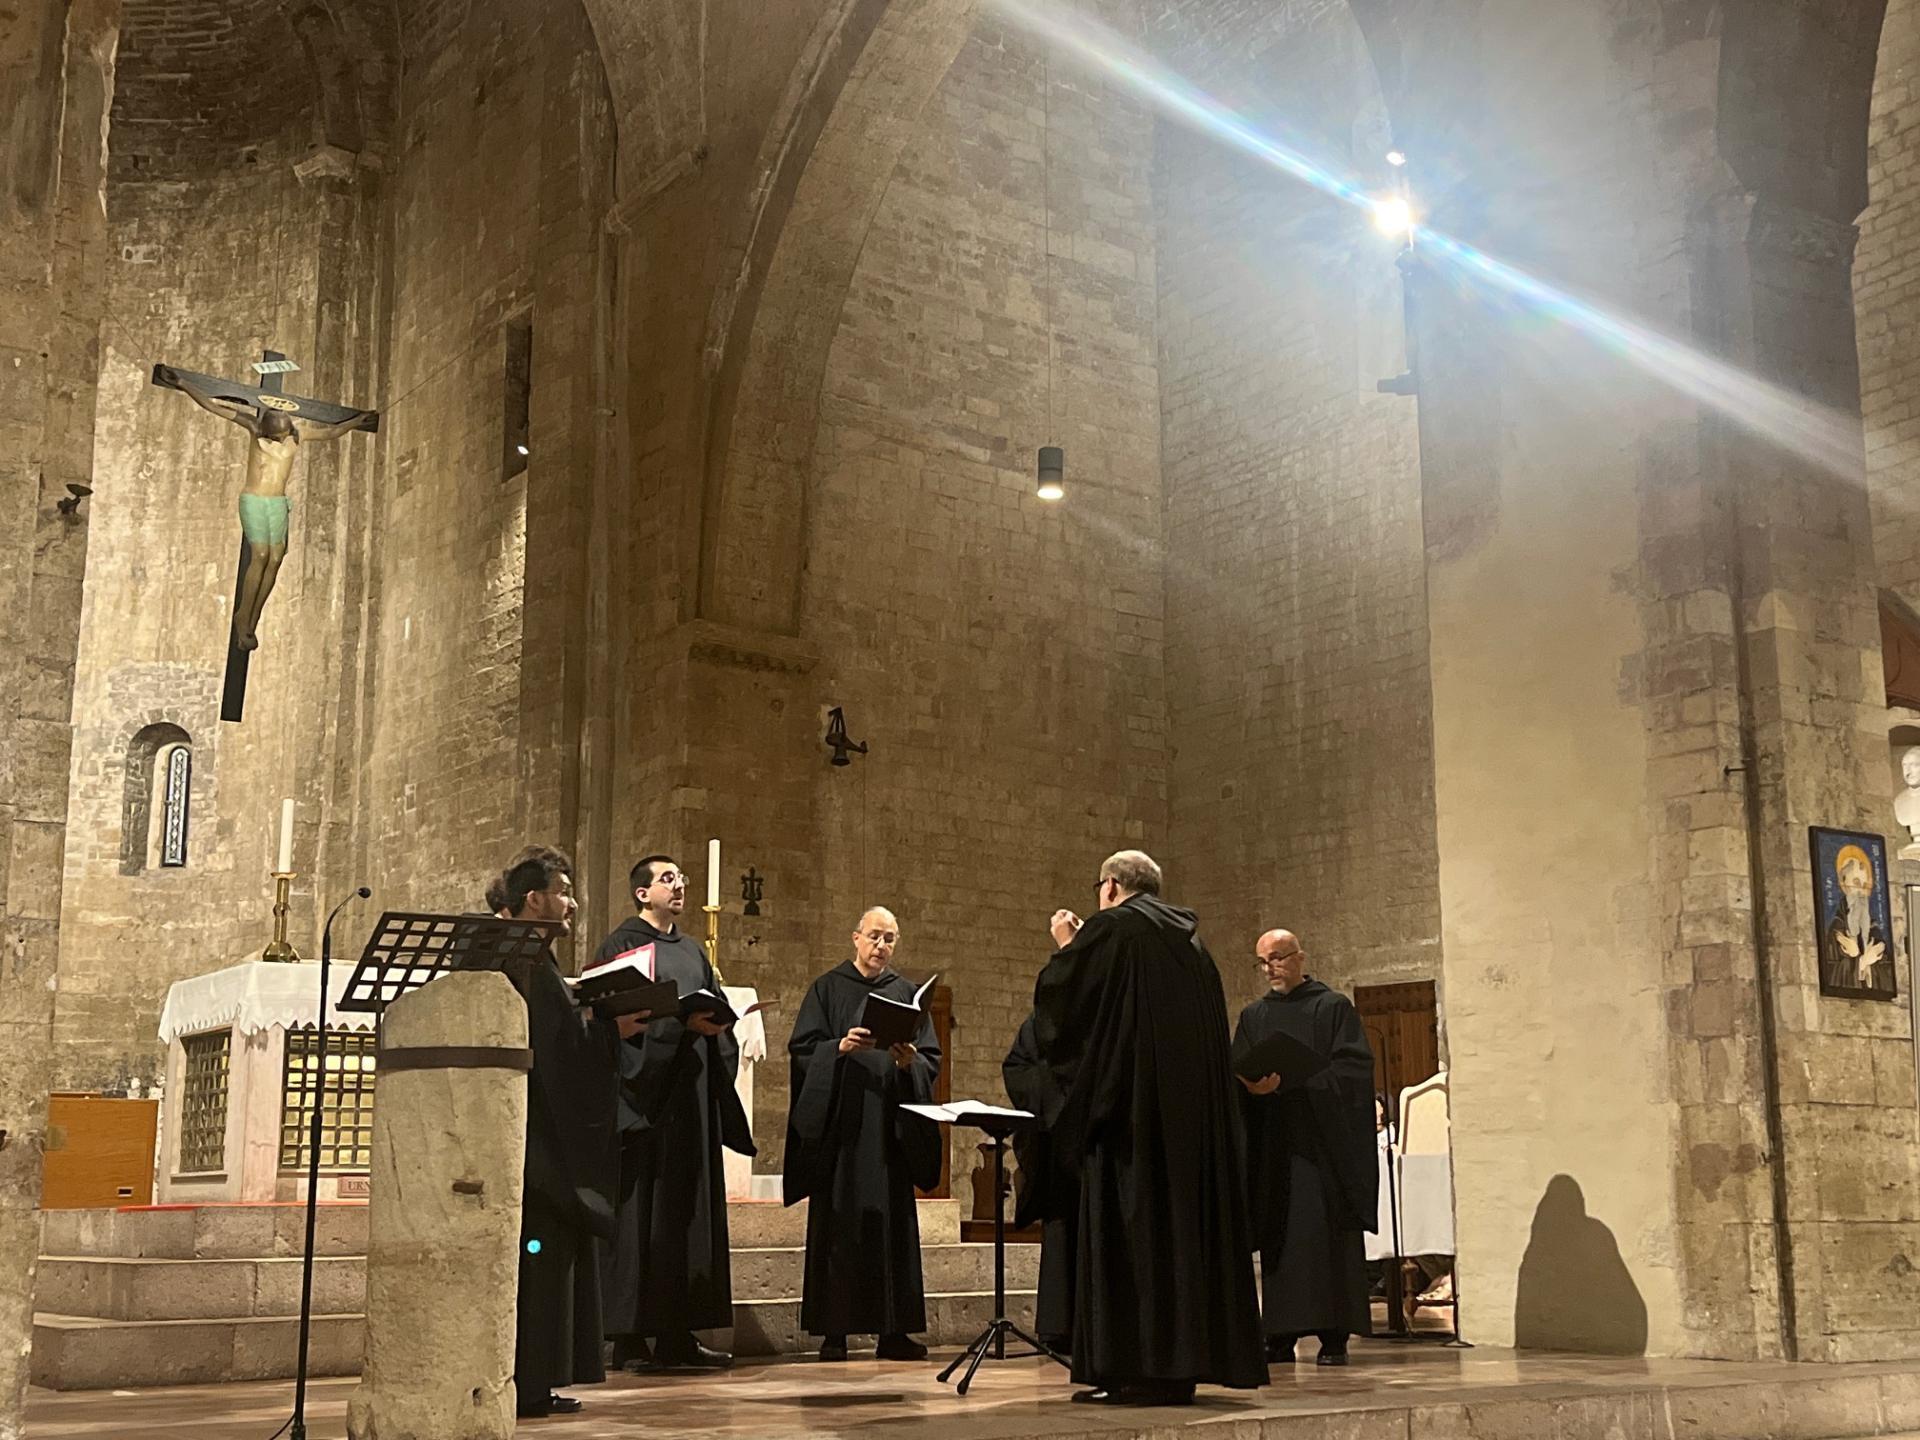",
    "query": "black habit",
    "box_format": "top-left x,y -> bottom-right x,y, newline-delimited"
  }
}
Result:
514,951 -> 622,1399
1001,1015 -> 1074,1350
1233,979 -> 1377,1341
784,960 -> 943,1338
595,916 -> 755,1344
1030,894 -> 1266,1391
